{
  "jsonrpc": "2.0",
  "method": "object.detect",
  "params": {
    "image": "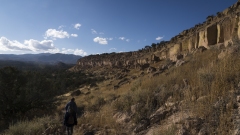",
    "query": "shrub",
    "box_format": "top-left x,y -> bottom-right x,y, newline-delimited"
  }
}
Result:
86,97 -> 106,112
4,114 -> 61,135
